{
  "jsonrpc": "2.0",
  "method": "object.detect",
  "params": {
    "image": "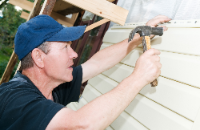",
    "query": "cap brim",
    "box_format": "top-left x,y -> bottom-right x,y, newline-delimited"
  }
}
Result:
46,25 -> 86,42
